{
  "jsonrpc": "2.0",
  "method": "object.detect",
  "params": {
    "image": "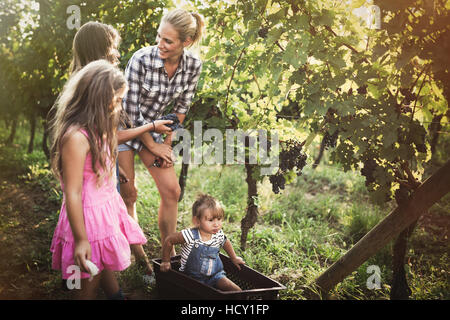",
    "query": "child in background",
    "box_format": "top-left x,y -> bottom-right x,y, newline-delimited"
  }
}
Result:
160,194 -> 245,291
49,60 -> 147,299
